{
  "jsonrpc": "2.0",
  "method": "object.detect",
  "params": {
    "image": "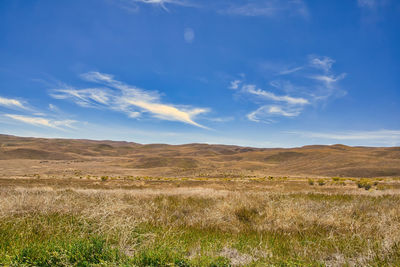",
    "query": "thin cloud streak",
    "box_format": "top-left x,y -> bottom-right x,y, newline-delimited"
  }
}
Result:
220,0 -> 309,18
113,0 -> 197,12
0,96 -> 28,110
51,71 -> 210,128
247,105 -> 301,123
112,0 -> 308,19
244,84 -> 309,105
278,66 -> 304,75
4,114 -> 76,129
